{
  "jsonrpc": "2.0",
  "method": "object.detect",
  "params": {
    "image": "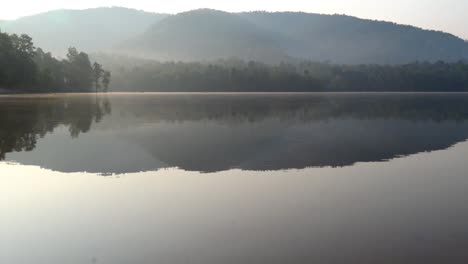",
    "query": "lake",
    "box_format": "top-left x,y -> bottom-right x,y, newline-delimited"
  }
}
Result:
2,93 -> 468,263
